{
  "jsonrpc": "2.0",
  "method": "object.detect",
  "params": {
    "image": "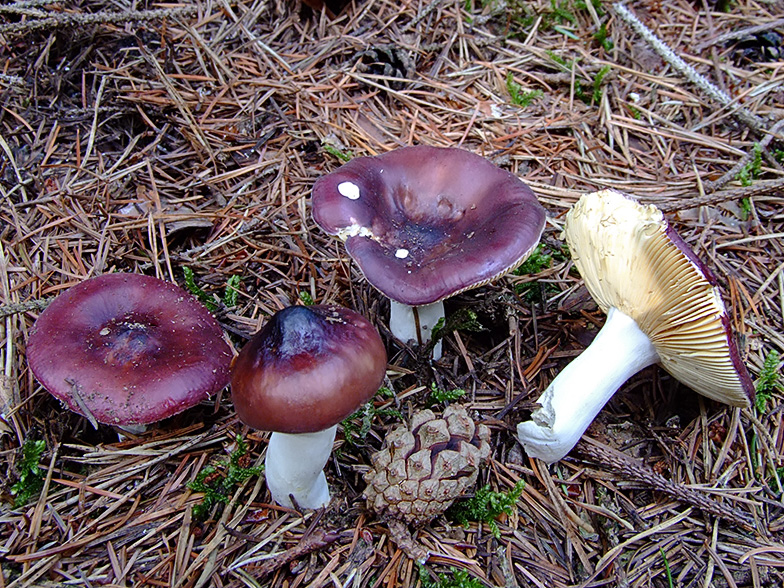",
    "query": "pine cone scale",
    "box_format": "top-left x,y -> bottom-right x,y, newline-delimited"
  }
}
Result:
364,405 -> 491,526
